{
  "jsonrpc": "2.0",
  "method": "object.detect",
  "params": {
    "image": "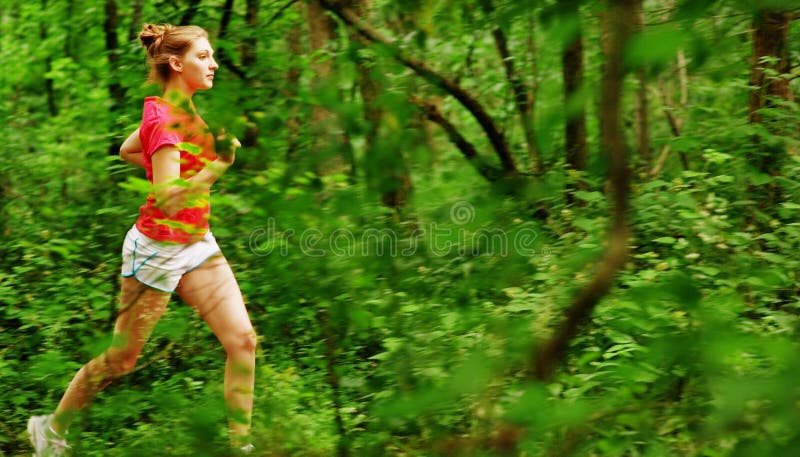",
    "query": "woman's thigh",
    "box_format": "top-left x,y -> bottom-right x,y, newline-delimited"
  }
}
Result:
175,255 -> 255,349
